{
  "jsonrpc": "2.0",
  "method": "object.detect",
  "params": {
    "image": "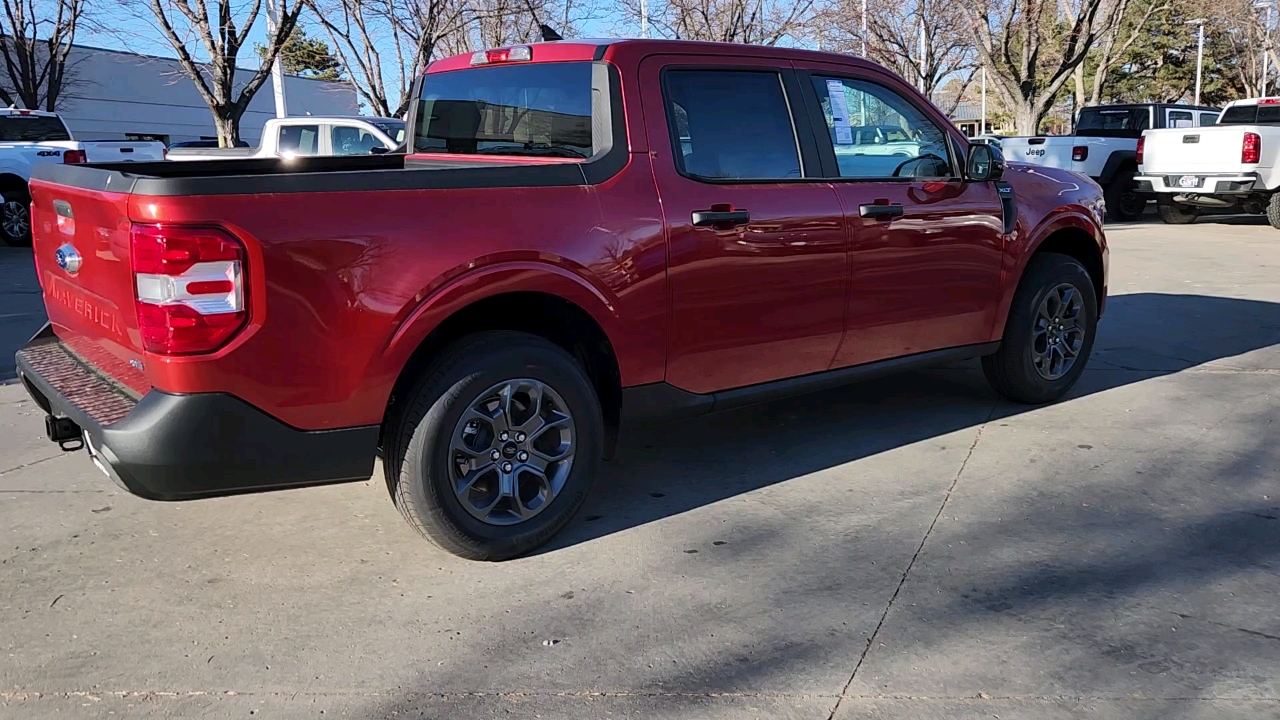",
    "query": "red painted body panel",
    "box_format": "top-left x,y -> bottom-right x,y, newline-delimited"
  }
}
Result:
26,39 -> 1106,435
